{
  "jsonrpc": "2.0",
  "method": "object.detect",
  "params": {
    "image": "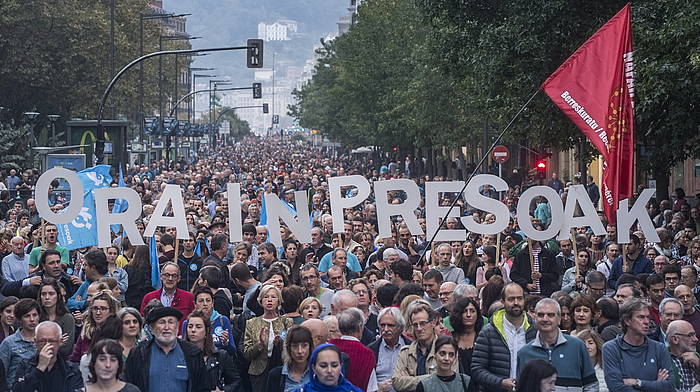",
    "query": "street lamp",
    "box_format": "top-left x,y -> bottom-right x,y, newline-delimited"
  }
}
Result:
208,79 -> 231,122
23,112 -> 40,122
211,81 -> 233,122
192,73 -> 217,122
139,12 -> 190,140
47,115 -> 61,146
159,35 -> 201,119
95,41 -> 264,164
